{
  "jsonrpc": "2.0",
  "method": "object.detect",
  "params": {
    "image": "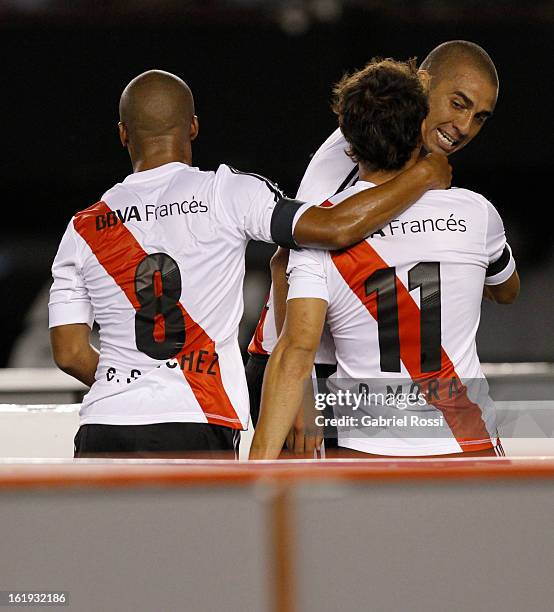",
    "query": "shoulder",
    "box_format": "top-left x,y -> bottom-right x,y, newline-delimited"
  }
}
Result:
327,183 -> 367,206
214,164 -> 282,199
421,186 -> 494,213
214,163 -> 253,186
217,164 -> 279,186
303,128 -> 352,174
69,200 -> 112,233
74,200 -> 109,218
315,127 -> 348,154
289,246 -> 328,269
72,182 -> 126,219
